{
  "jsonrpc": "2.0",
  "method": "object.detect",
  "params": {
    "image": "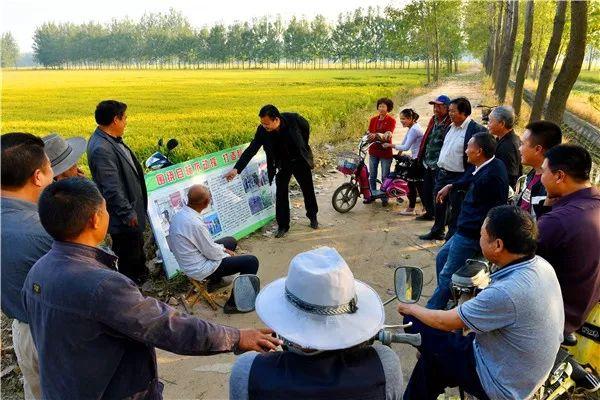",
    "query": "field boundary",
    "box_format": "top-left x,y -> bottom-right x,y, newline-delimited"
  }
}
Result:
509,80 -> 600,184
